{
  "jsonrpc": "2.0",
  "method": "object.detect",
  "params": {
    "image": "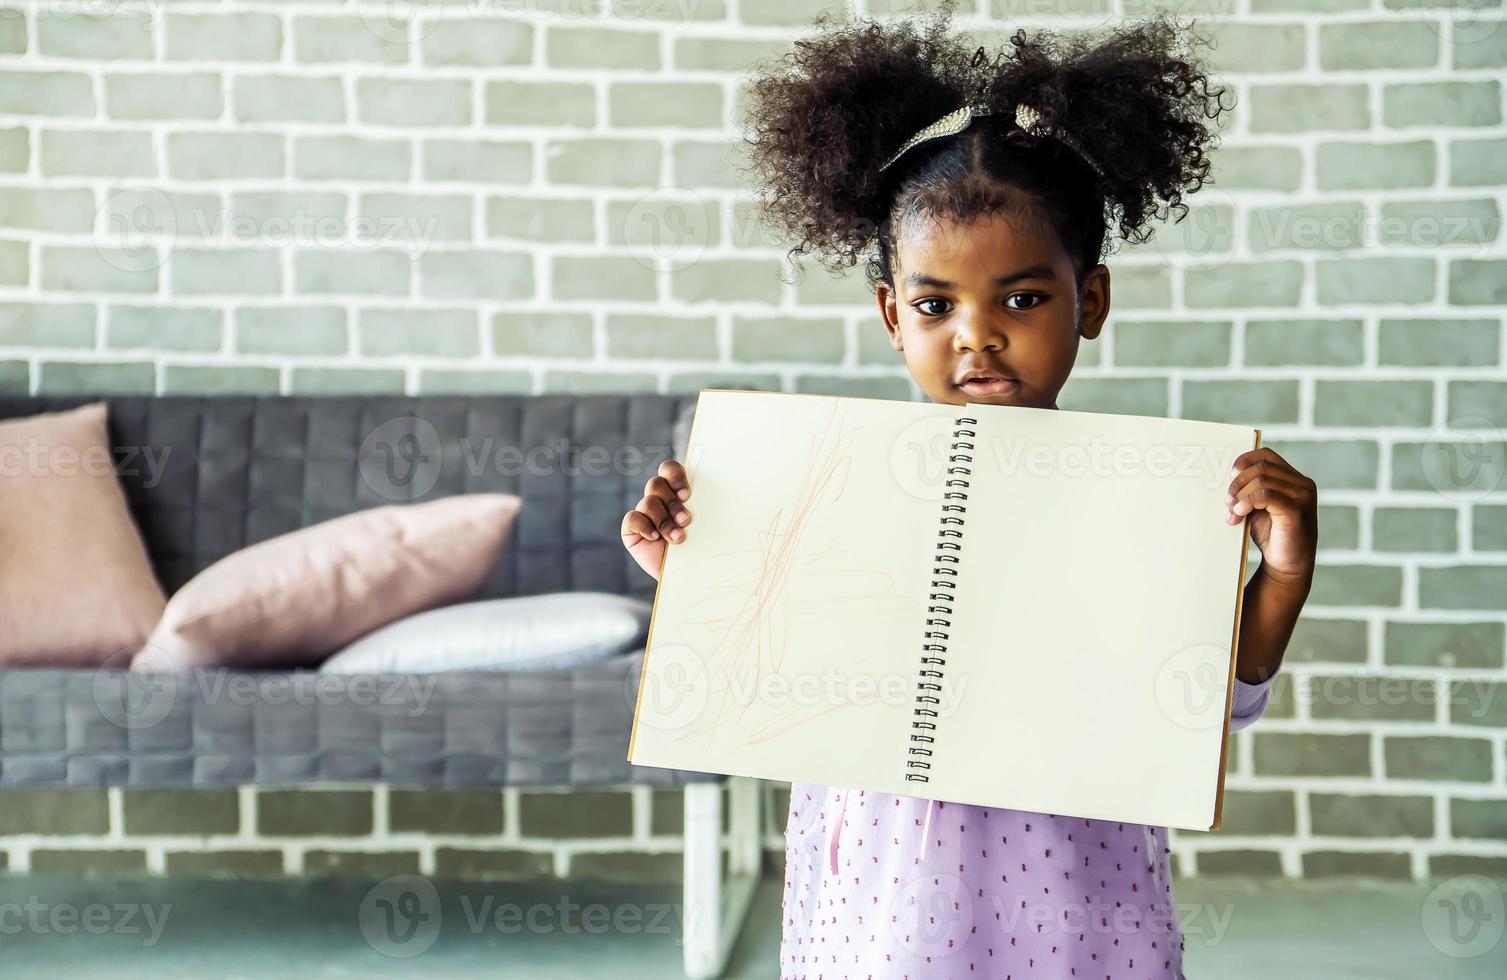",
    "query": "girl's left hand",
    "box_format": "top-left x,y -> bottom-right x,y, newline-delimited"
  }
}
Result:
1226,448 -> 1318,590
